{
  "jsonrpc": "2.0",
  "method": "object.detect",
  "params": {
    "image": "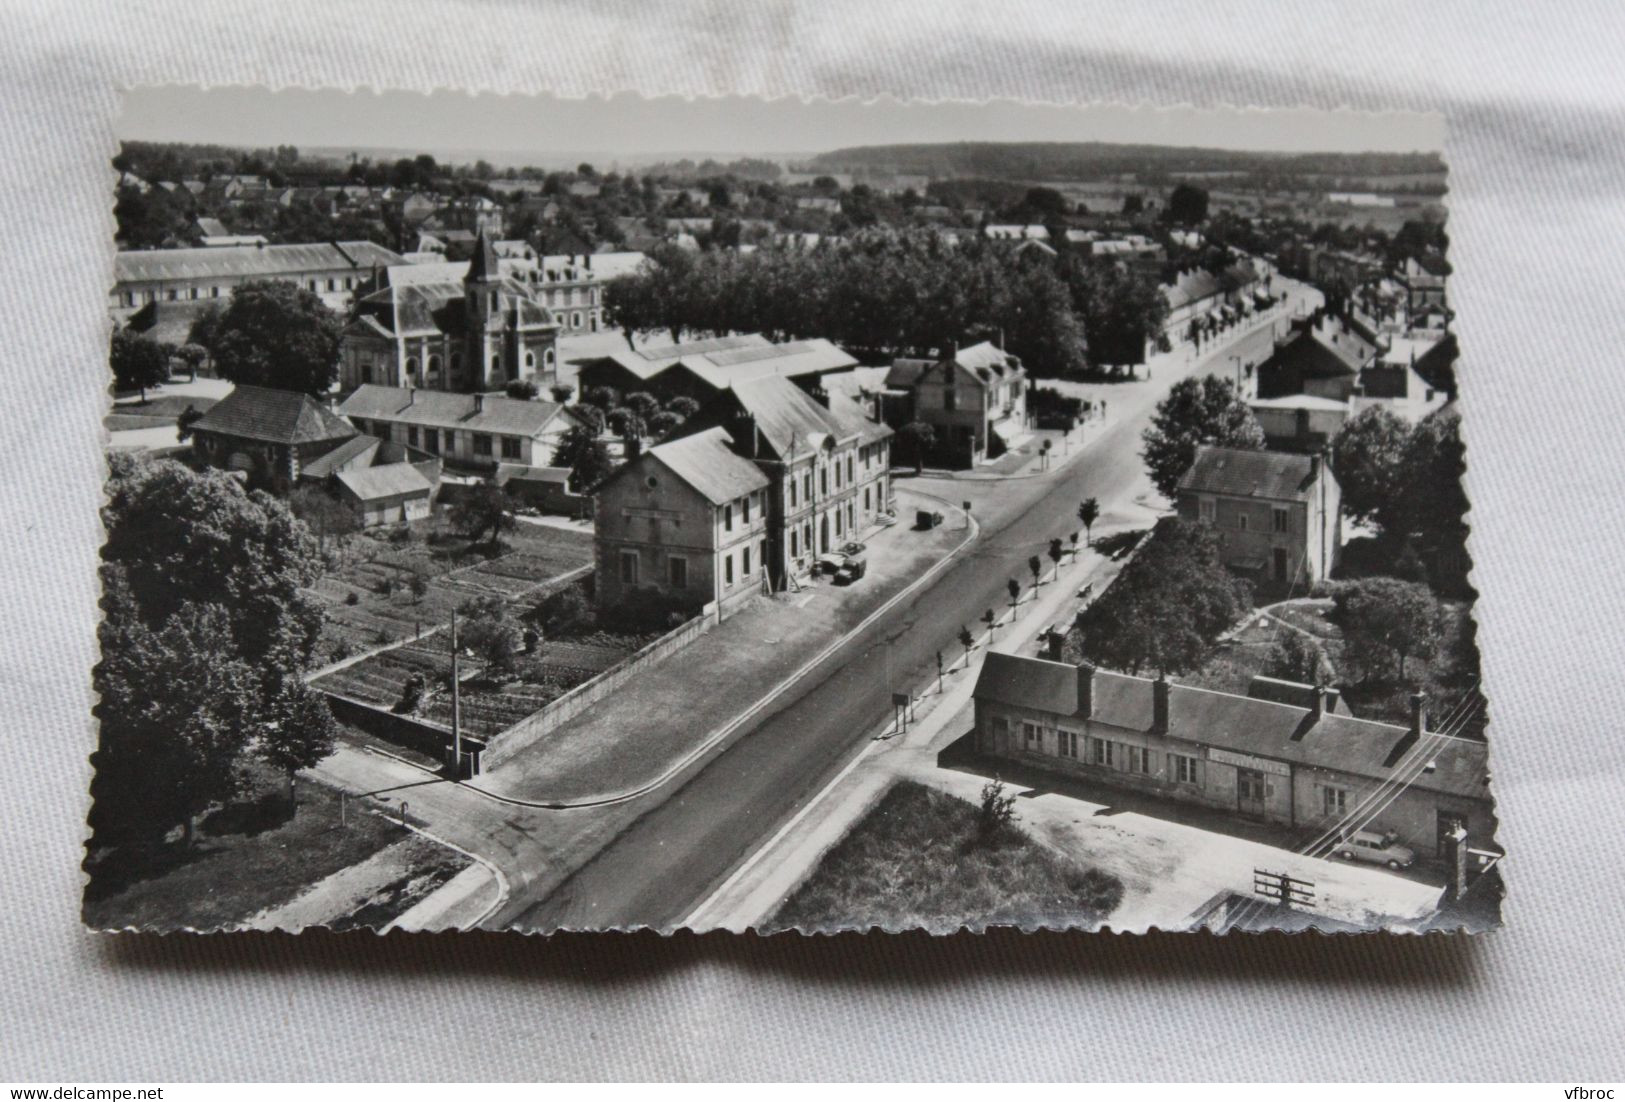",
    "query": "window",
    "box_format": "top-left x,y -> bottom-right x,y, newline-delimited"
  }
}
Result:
1237,512 -> 1249,532
1199,498 -> 1215,525
724,503 -> 734,532
619,550 -> 639,584
1172,754 -> 1200,785
405,356 -> 419,379
790,529 -> 799,558
742,546 -> 752,576
406,427 -> 419,448
742,495 -> 751,524
789,479 -> 798,508
1091,737 -> 1114,768
428,355 -> 441,376
846,455 -> 854,483
472,434 -> 493,457
847,502 -> 855,531
724,553 -> 734,586
865,487 -> 871,511
1323,786 -> 1348,816
820,466 -> 828,495
668,556 -> 688,588
525,350 -> 535,371
501,437 -> 522,460
1272,507 -> 1289,533
1126,746 -> 1154,774
1058,730 -> 1078,759
1022,722 -> 1041,750
803,473 -> 812,500
835,511 -> 843,537
944,388 -> 957,412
